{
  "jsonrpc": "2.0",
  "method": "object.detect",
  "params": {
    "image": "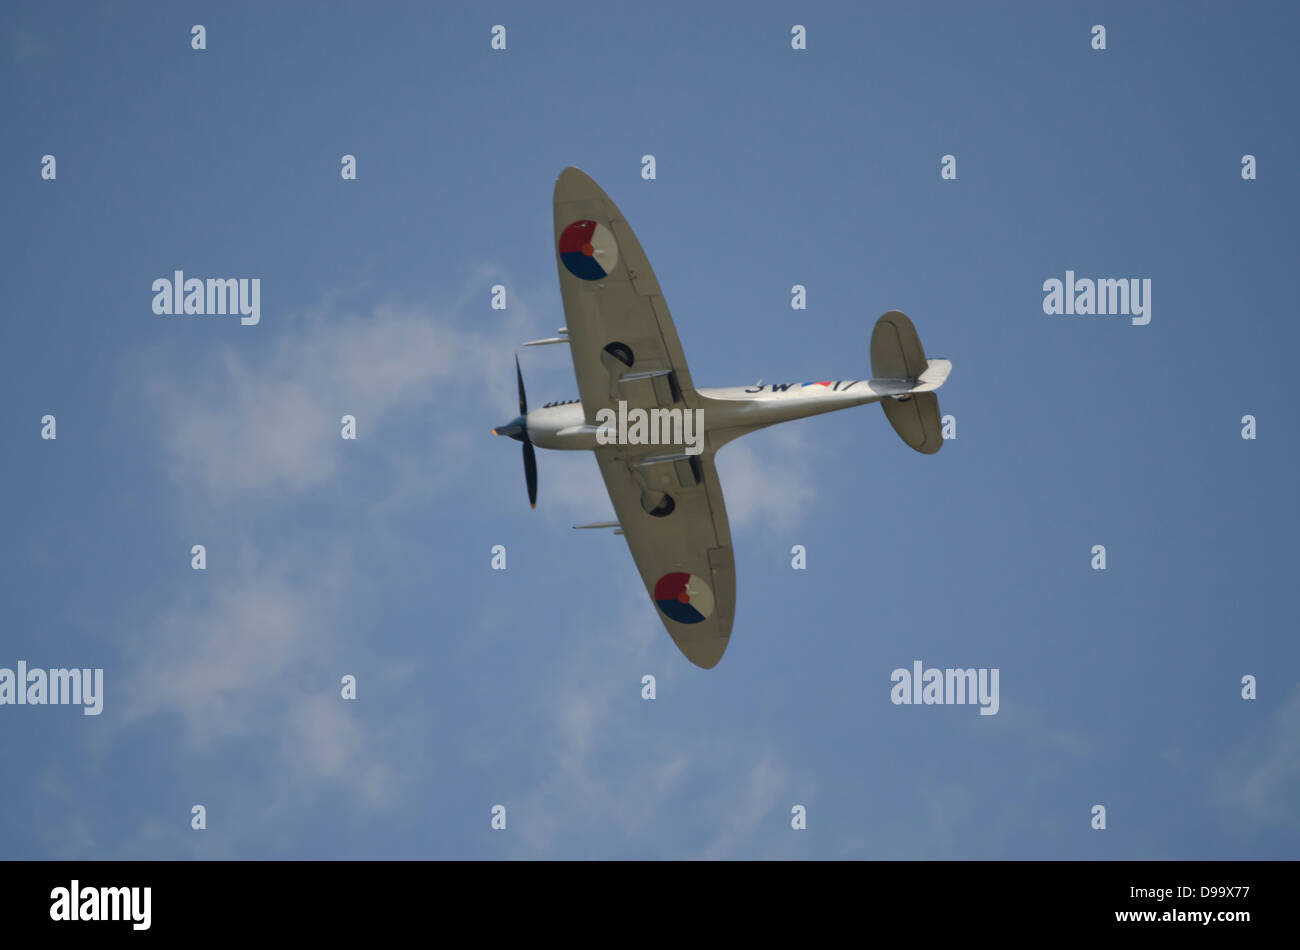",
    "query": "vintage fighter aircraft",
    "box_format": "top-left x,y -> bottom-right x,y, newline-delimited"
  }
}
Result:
494,167 -> 951,669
